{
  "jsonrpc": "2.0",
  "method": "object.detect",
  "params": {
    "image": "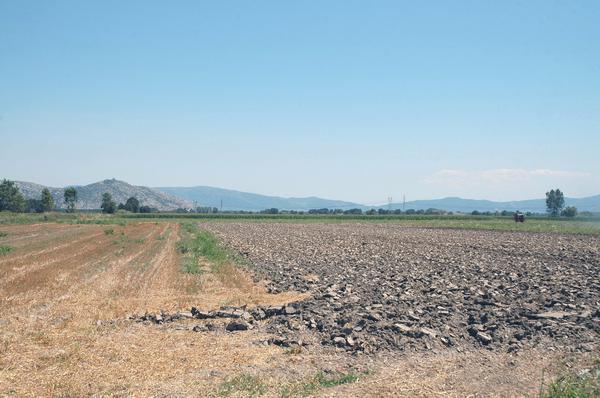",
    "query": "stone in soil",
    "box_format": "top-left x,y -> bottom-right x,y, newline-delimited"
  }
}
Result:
199,222 -> 600,353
